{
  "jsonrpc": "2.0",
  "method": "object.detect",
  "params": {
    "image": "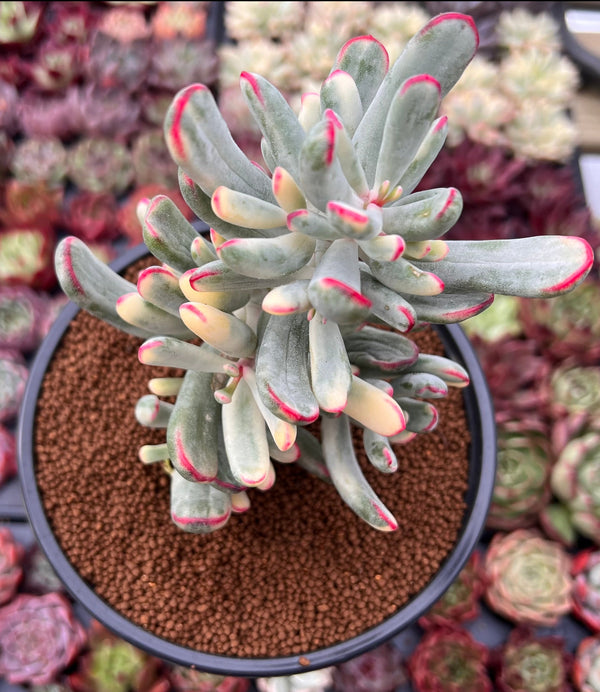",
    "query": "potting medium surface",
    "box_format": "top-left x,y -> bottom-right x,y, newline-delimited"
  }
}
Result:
33,258 -> 469,659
